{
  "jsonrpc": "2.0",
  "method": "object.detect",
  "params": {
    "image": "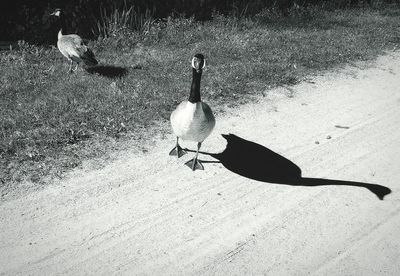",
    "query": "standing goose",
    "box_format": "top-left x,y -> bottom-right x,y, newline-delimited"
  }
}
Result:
170,54 -> 216,171
50,9 -> 98,73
